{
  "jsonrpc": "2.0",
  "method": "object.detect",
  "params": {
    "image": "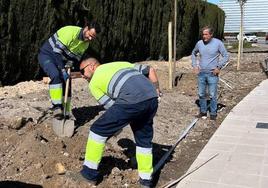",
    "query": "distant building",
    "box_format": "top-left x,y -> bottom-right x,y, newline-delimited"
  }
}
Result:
219,0 -> 268,33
